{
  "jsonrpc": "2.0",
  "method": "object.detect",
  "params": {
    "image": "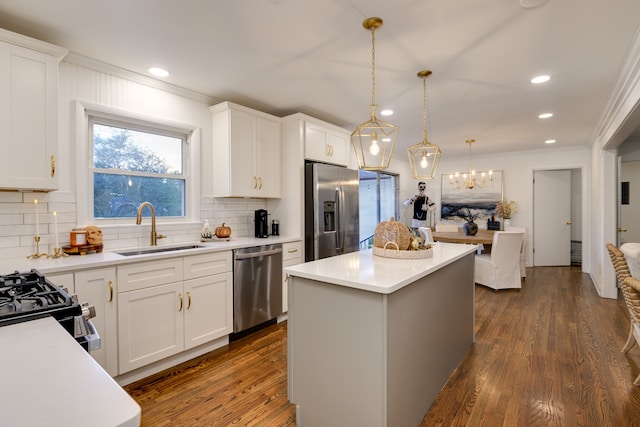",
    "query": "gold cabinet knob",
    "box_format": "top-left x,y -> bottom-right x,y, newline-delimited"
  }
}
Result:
618,227 -> 628,232
565,221 -> 572,225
